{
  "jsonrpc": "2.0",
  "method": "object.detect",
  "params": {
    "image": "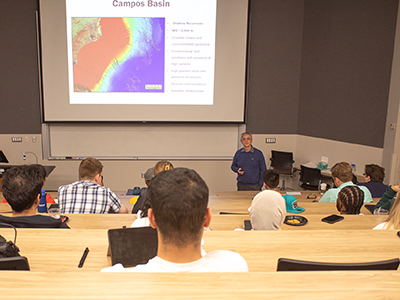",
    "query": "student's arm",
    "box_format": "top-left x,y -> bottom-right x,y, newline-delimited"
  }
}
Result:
374,185 -> 398,211
117,204 -> 129,214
